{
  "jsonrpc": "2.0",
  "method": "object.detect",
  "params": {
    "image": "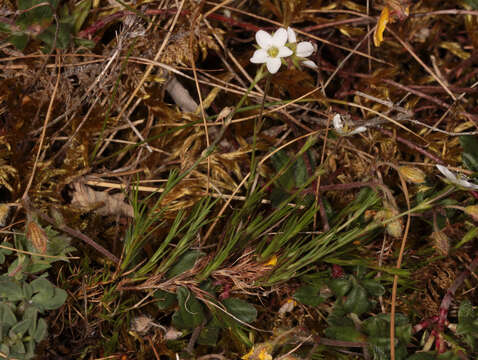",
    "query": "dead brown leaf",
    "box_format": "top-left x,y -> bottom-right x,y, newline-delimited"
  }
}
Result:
70,181 -> 134,218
